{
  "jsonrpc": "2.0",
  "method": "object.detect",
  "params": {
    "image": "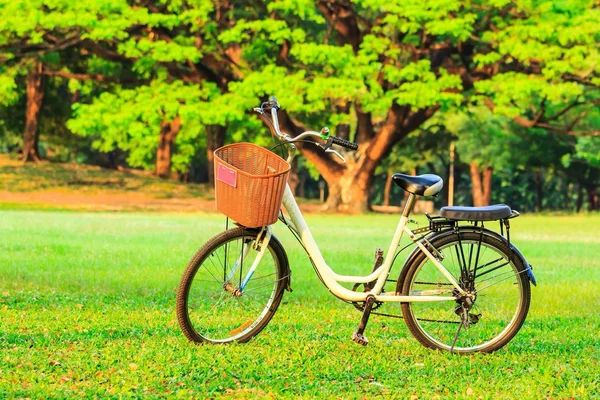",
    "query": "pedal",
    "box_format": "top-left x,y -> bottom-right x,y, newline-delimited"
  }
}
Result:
351,294 -> 376,346
351,332 -> 369,346
365,248 -> 384,291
